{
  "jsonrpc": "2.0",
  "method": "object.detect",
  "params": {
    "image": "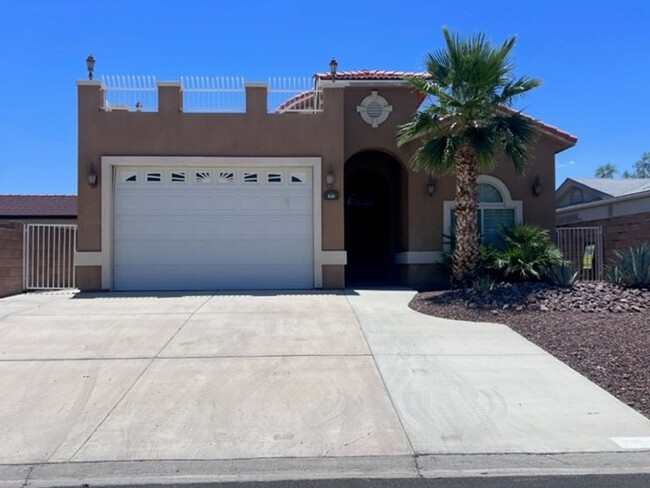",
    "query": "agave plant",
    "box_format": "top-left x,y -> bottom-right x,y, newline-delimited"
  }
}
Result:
547,261 -> 579,288
473,275 -> 496,294
483,223 -> 563,282
608,243 -> 650,288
